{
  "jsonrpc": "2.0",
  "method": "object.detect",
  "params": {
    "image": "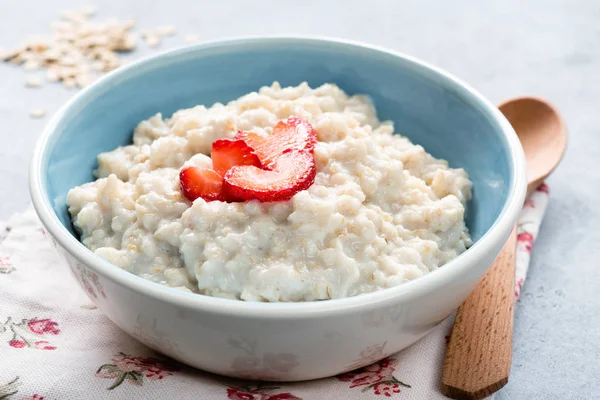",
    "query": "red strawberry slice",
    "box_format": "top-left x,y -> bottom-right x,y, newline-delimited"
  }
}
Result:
180,118 -> 318,203
223,149 -> 316,202
180,167 -> 226,202
235,117 -> 317,168
234,130 -> 268,156
211,138 -> 262,176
